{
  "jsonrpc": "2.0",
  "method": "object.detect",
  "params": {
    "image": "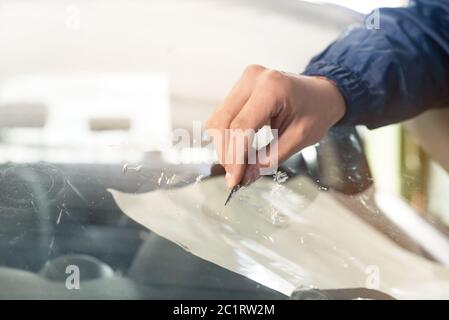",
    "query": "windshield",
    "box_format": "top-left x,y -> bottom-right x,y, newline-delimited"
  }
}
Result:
1,0 -> 449,300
